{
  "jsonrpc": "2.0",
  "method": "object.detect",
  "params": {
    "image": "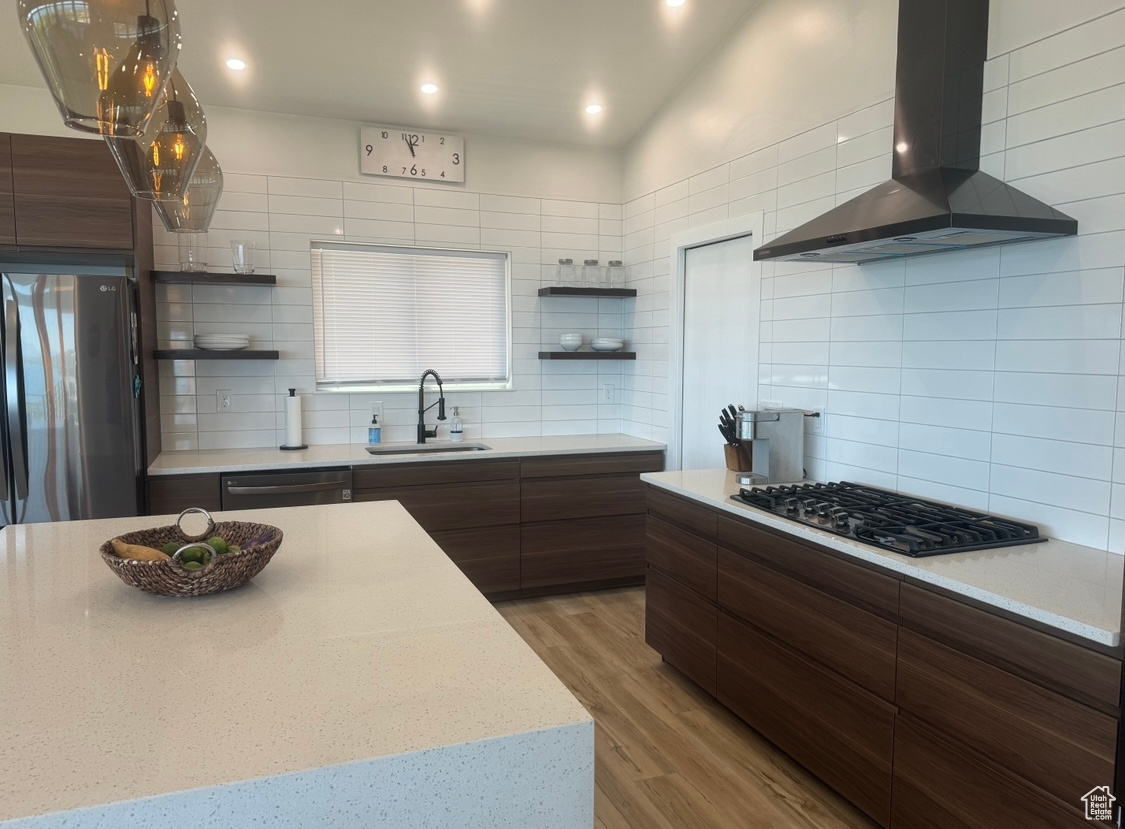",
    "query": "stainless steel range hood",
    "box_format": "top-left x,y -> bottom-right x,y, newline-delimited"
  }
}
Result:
754,0 -> 1077,265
